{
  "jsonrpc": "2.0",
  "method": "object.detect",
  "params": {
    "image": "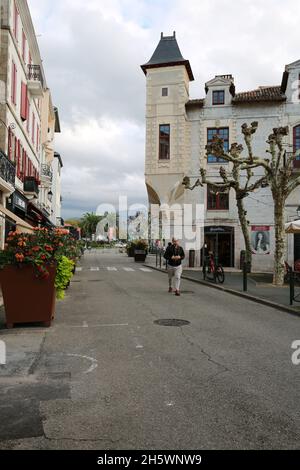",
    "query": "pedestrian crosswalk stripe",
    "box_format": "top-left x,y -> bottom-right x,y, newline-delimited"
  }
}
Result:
139,268 -> 152,272
90,267 -> 99,271
107,267 -> 117,271
76,267 -> 82,272
123,268 -> 135,272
